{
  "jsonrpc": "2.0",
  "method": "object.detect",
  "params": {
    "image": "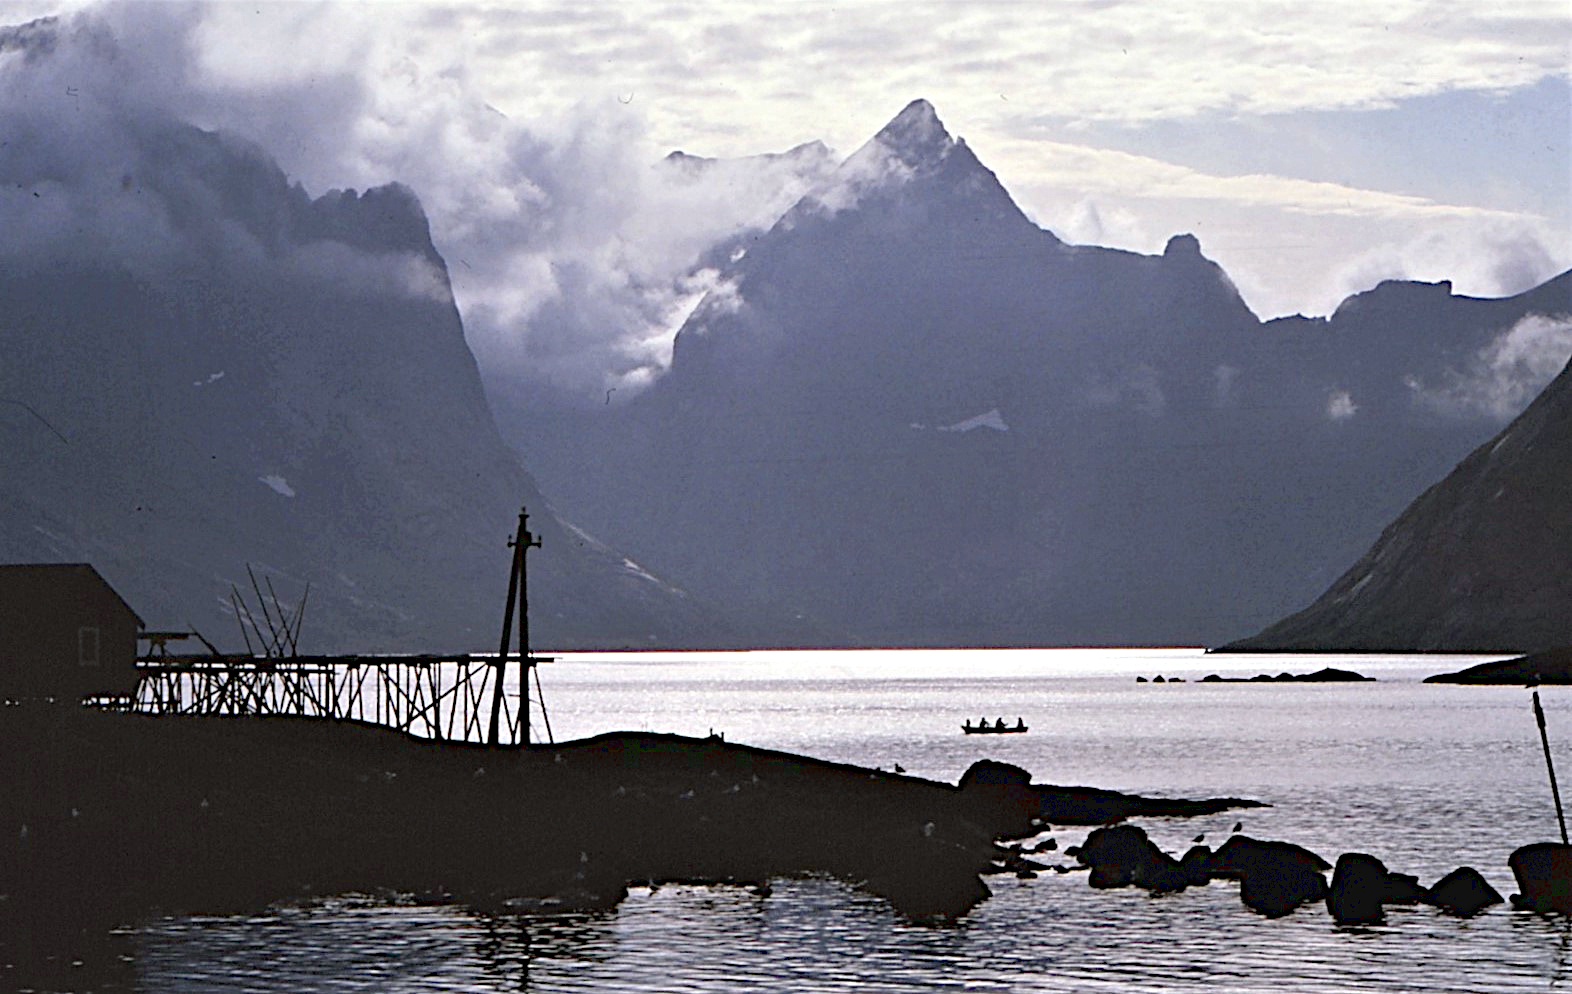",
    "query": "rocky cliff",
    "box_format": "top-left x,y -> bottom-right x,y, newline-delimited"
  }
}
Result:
1226,354 -> 1572,653
0,121 -> 716,651
507,100 -> 1572,647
